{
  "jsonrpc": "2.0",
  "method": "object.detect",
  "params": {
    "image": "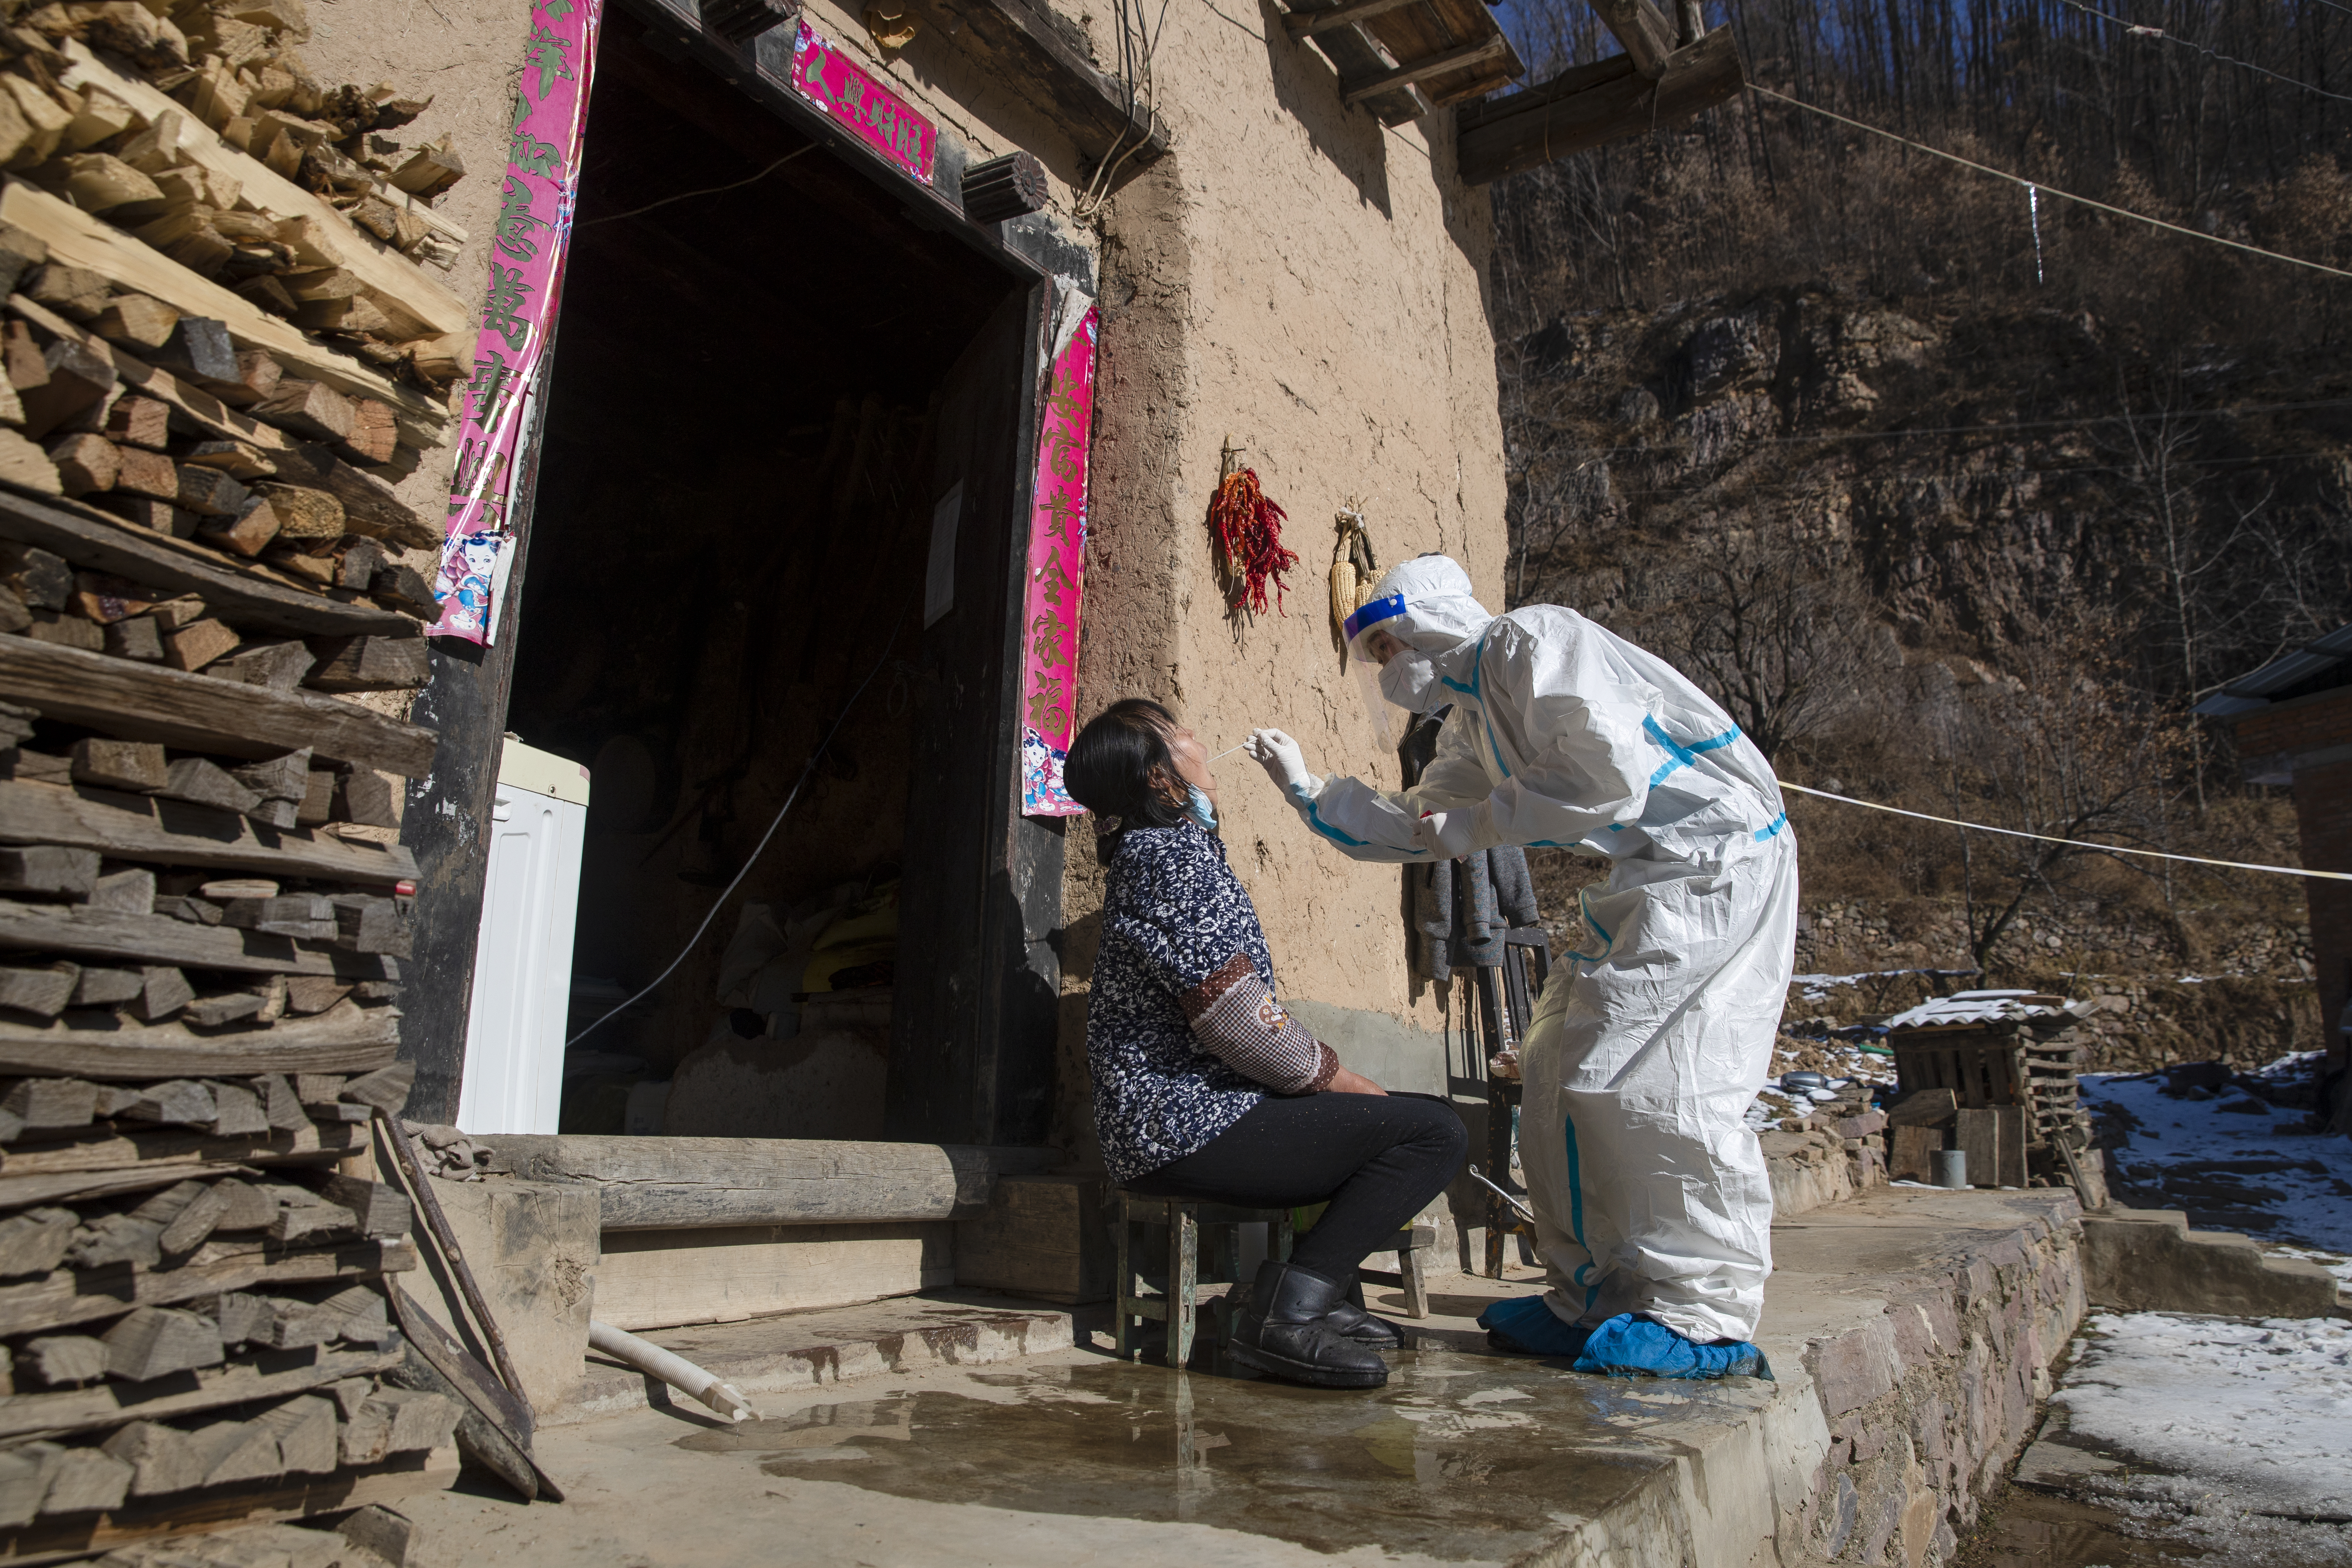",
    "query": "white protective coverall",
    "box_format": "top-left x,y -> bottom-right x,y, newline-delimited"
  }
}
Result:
1286,556 -> 1798,1343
